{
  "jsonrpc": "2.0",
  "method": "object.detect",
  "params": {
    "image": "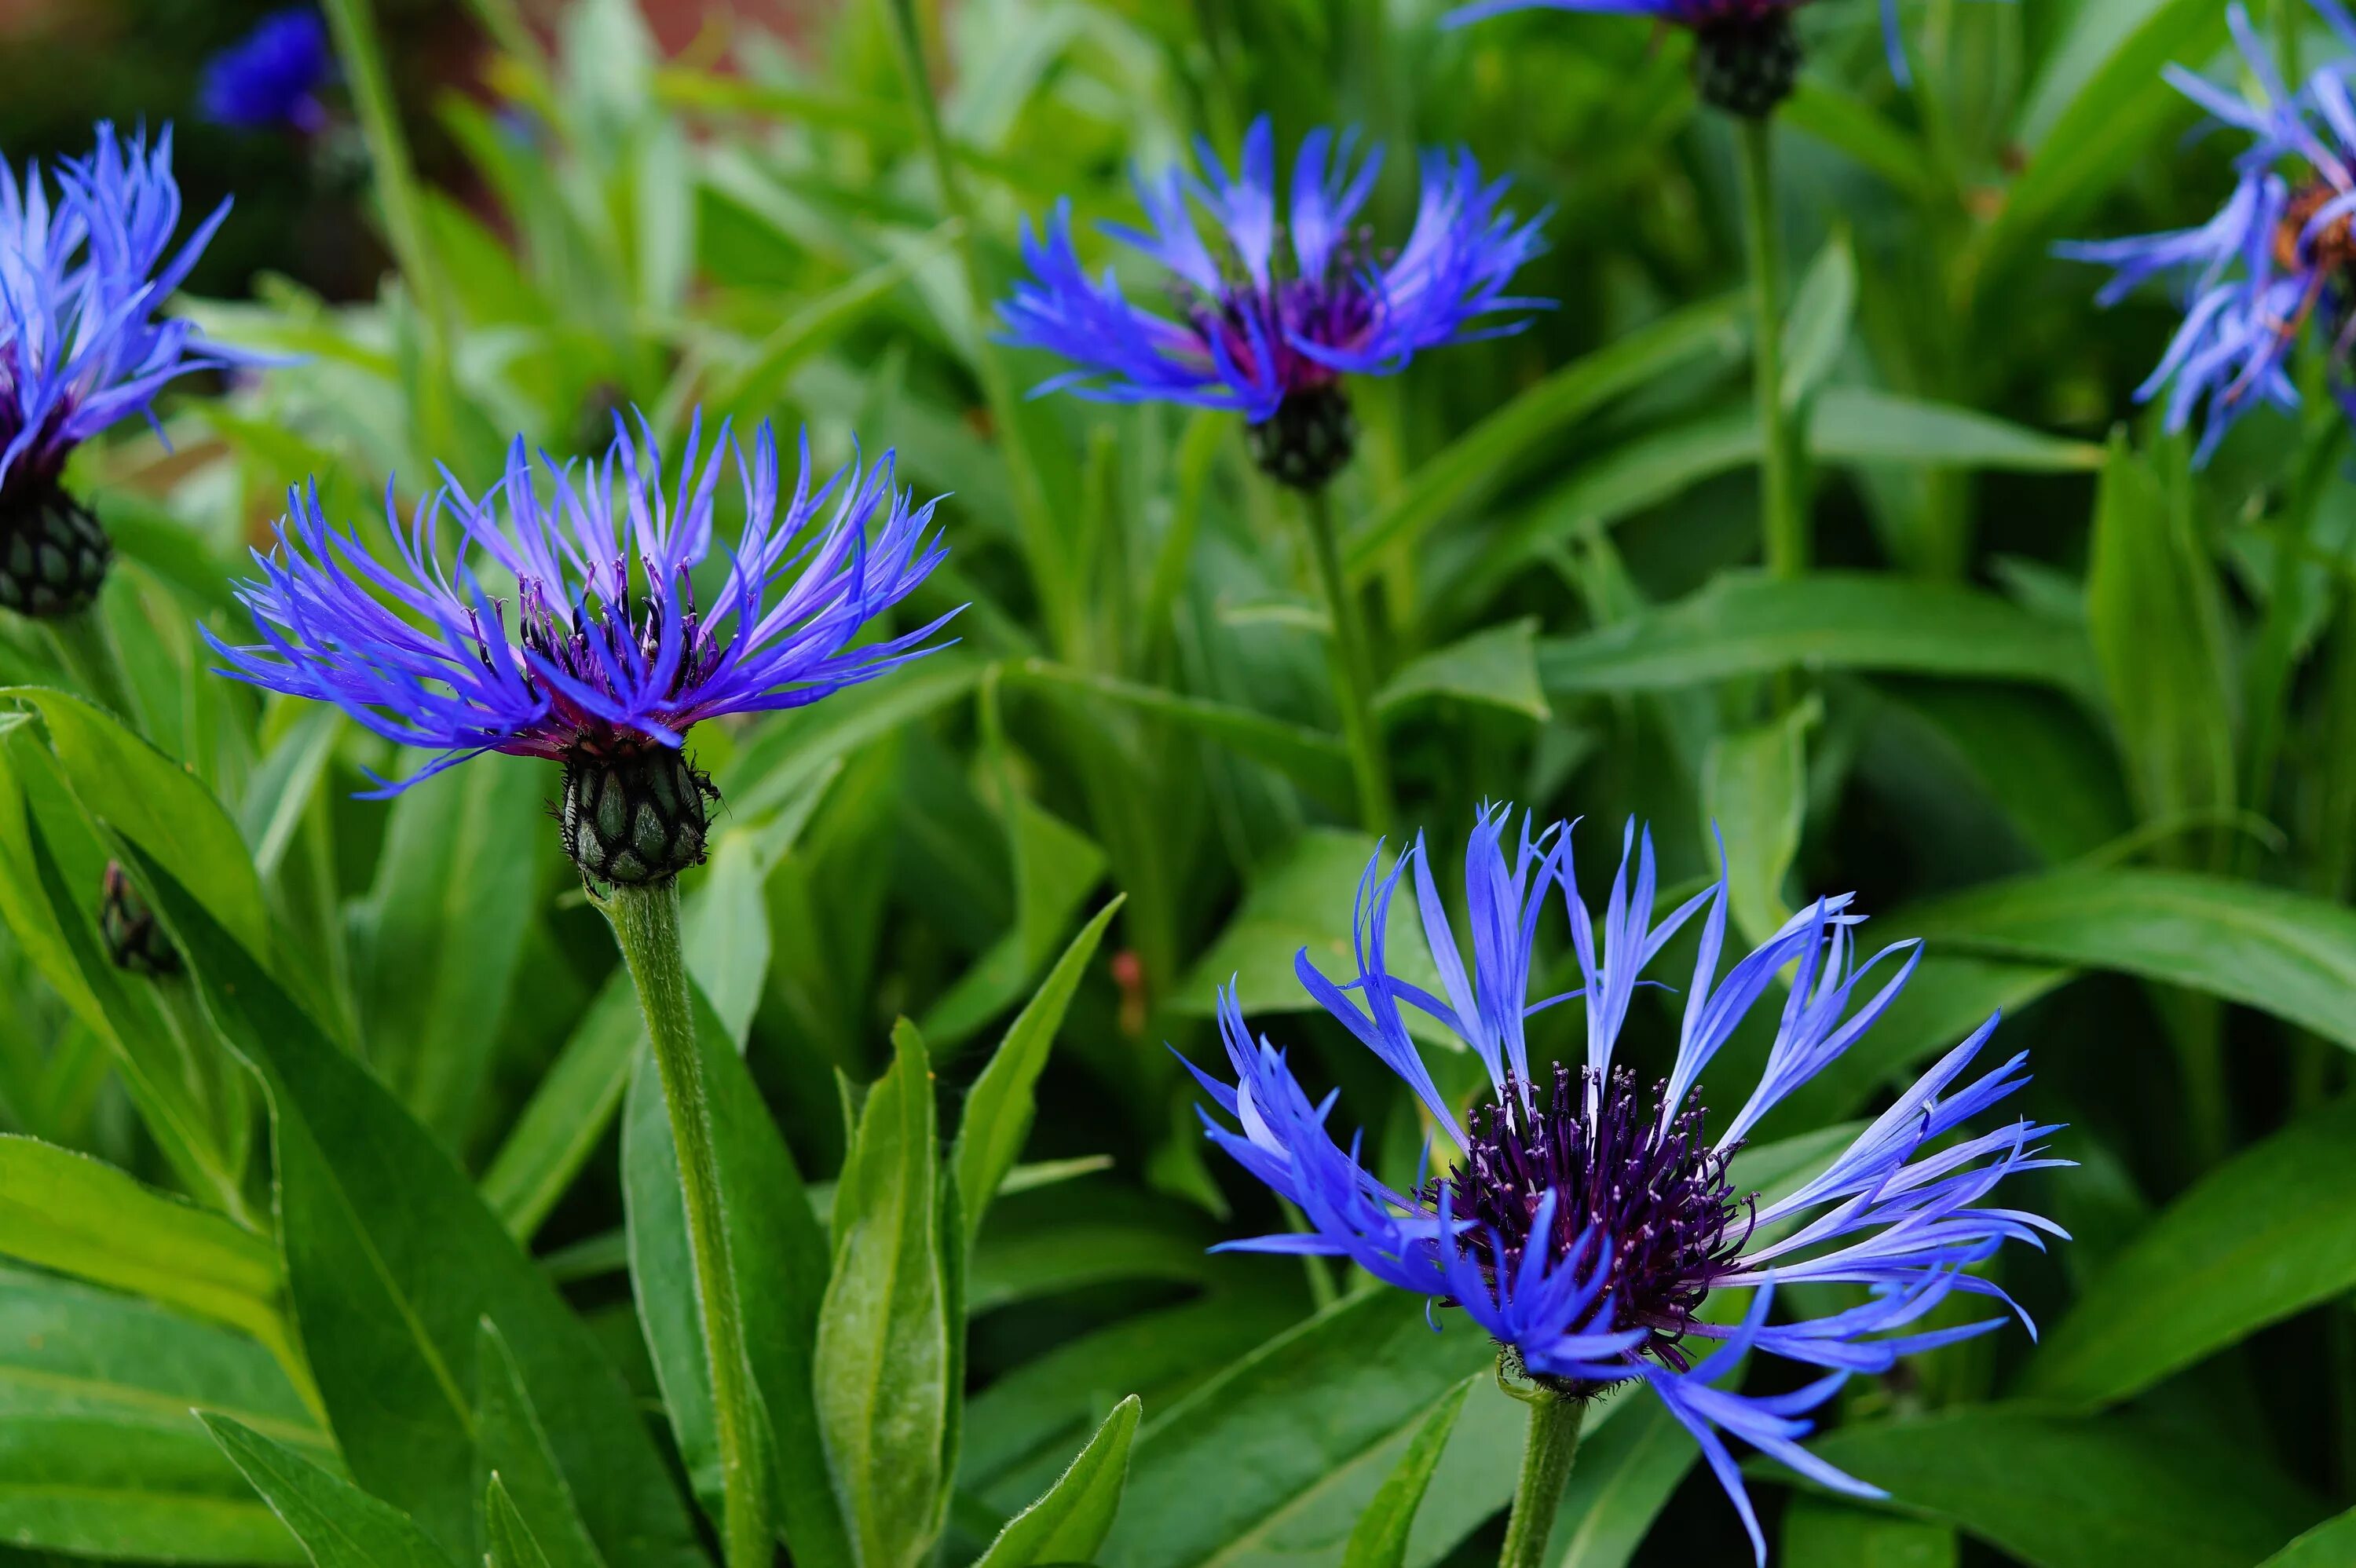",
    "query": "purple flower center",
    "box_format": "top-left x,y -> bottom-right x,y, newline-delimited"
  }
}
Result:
480,572 -> 718,761
1175,239 -> 1385,405
1441,1062 -> 1754,1382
